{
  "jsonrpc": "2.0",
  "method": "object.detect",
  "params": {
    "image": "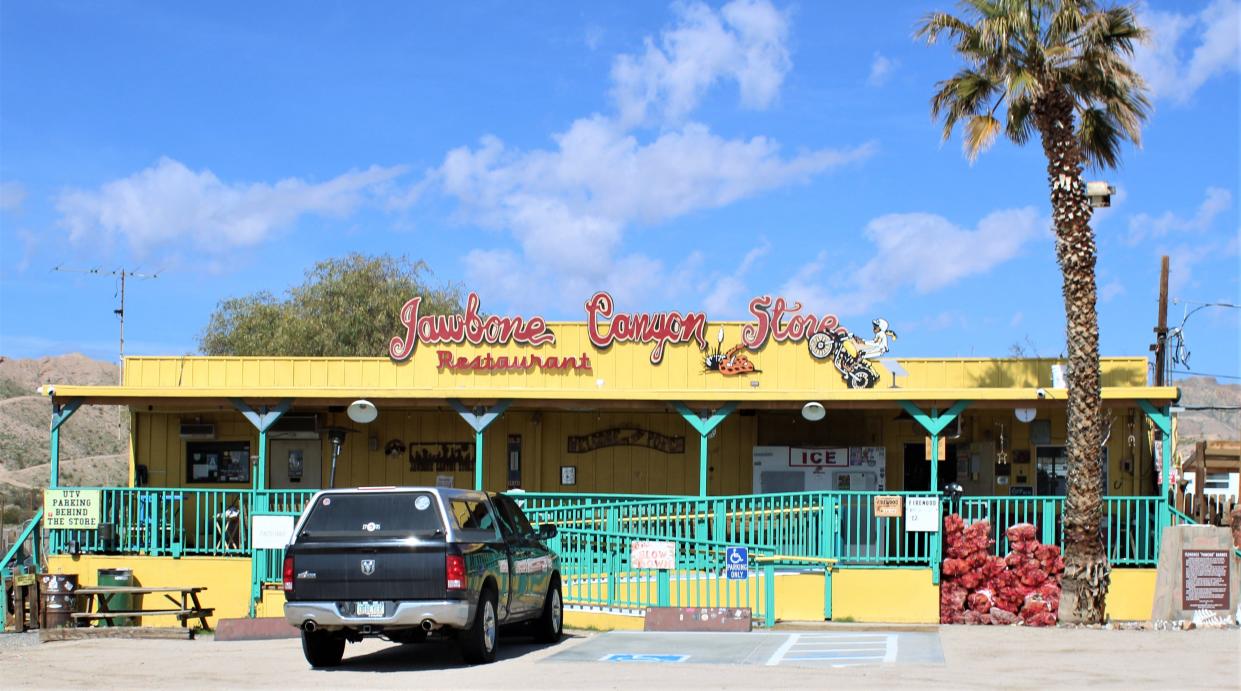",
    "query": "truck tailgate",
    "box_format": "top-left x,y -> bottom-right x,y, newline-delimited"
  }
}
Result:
291,541 -> 447,601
